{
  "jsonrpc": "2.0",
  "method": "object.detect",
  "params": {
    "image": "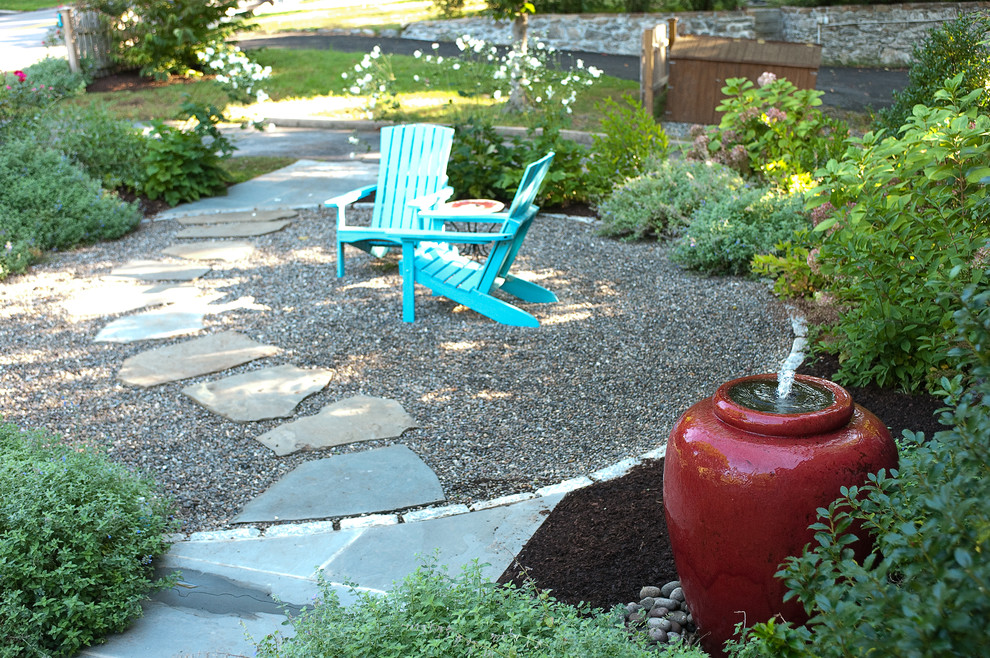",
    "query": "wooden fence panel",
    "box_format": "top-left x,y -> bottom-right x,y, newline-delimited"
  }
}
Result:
61,8 -> 115,77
